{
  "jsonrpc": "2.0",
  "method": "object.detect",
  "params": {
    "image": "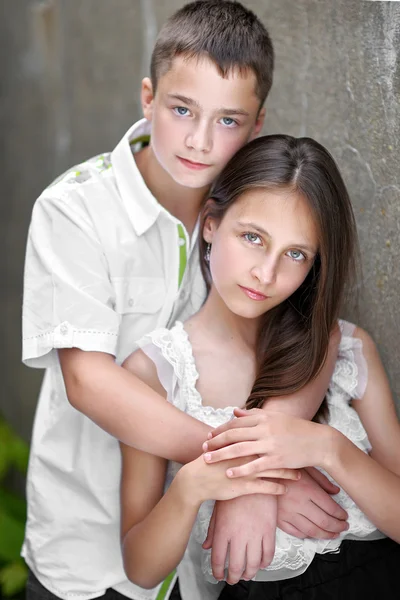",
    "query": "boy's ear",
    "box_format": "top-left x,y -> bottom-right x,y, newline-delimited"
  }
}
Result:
141,77 -> 155,121
251,107 -> 266,140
